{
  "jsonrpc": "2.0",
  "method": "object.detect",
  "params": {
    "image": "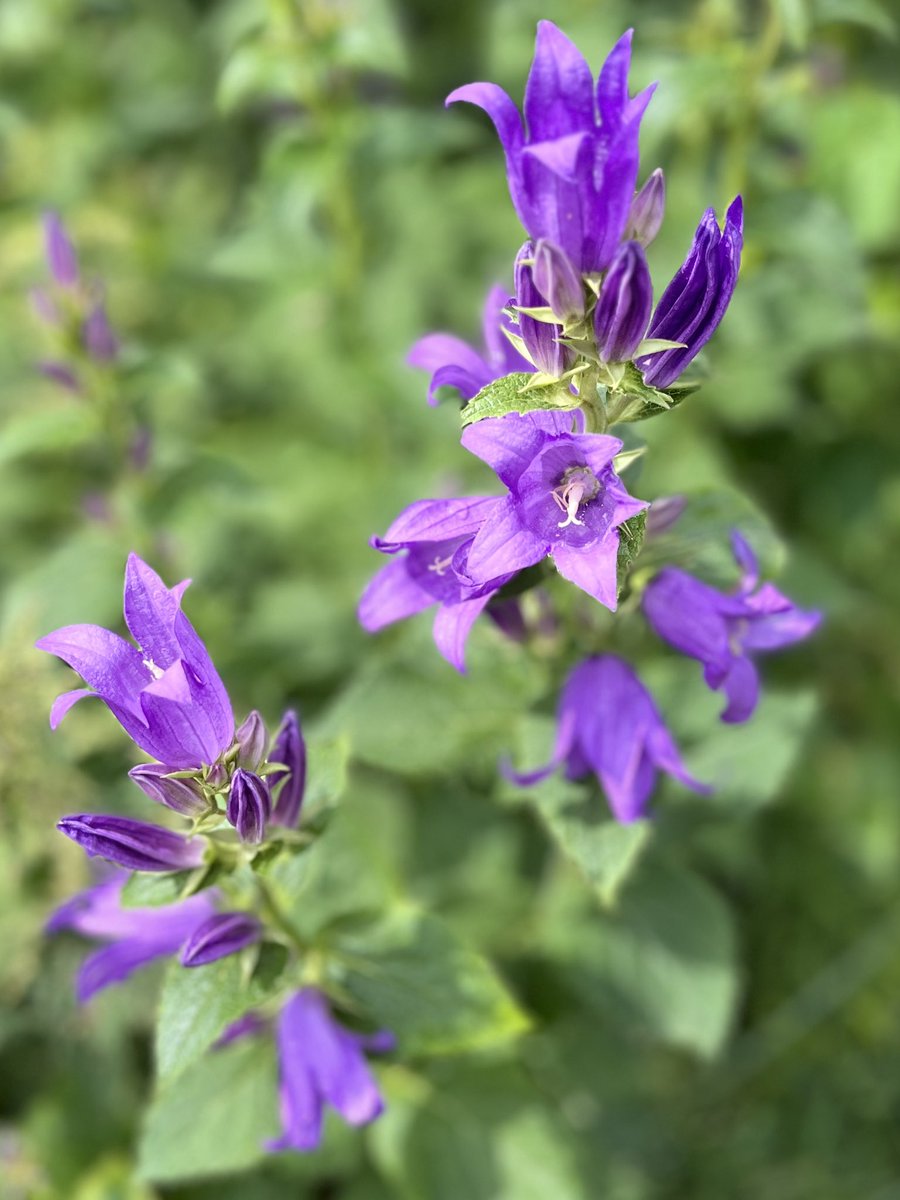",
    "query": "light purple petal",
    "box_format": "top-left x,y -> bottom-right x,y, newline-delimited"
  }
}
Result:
358,558 -> 434,632
740,605 -> 822,654
461,410 -> 581,488
501,704 -> 578,787
139,660 -> 224,768
642,569 -> 734,665
523,131 -> 590,181
294,991 -> 384,1128
552,538 -> 620,610
595,29 -> 634,125
379,496 -> 501,548
445,82 -> 527,225
76,938 -> 173,1003
465,496 -> 546,582
123,553 -> 189,669
268,996 -> 322,1152
432,593 -> 493,673
48,688 -> 98,729
524,21 -> 594,141
718,655 -> 760,724
36,624 -> 149,717
407,333 -> 491,405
